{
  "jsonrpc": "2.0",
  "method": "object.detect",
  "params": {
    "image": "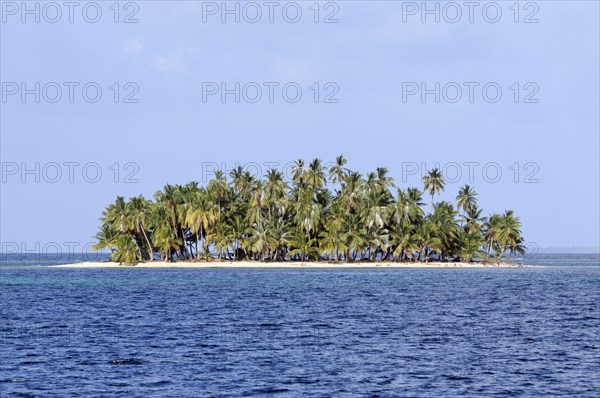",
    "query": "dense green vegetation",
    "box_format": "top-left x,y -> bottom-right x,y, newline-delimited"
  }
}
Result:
93,156 -> 525,264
